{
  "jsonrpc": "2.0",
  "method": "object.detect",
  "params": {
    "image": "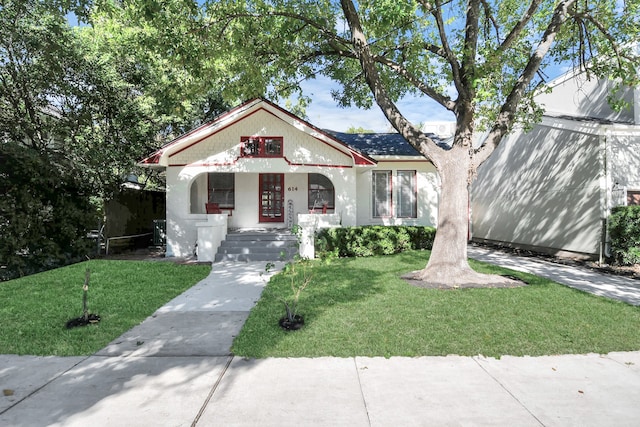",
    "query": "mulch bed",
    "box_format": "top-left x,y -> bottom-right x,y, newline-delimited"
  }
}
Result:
401,272 -> 528,290
65,314 -> 101,329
